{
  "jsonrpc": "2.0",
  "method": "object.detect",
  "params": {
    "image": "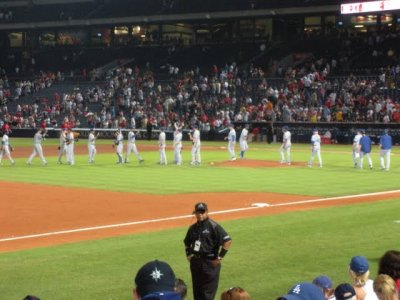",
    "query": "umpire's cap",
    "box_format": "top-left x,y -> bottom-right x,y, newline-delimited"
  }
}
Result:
193,202 -> 208,214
